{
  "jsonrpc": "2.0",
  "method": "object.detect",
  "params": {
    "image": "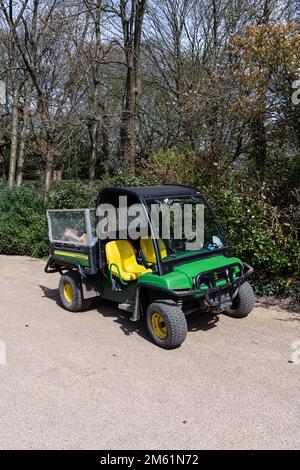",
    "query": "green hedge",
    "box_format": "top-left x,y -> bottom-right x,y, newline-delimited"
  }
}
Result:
0,180 -> 48,258
0,181 -> 99,258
